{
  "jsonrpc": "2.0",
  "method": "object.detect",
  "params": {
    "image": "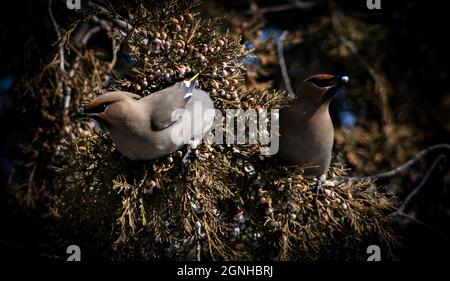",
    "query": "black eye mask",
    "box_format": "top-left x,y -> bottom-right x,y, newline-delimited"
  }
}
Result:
77,102 -> 113,129
307,76 -> 339,88
83,102 -> 112,114
305,75 -> 349,102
